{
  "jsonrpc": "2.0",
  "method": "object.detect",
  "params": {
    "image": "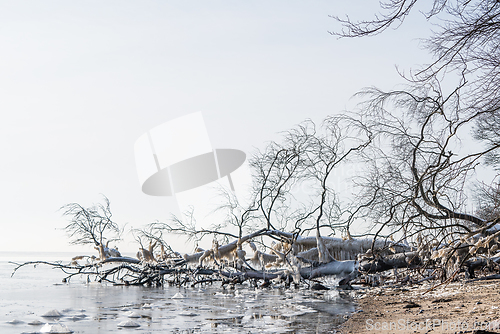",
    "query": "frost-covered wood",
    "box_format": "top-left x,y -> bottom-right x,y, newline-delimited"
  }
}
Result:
269,230 -> 407,261
359,251 -> 421,273
300,260 -> 358,279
